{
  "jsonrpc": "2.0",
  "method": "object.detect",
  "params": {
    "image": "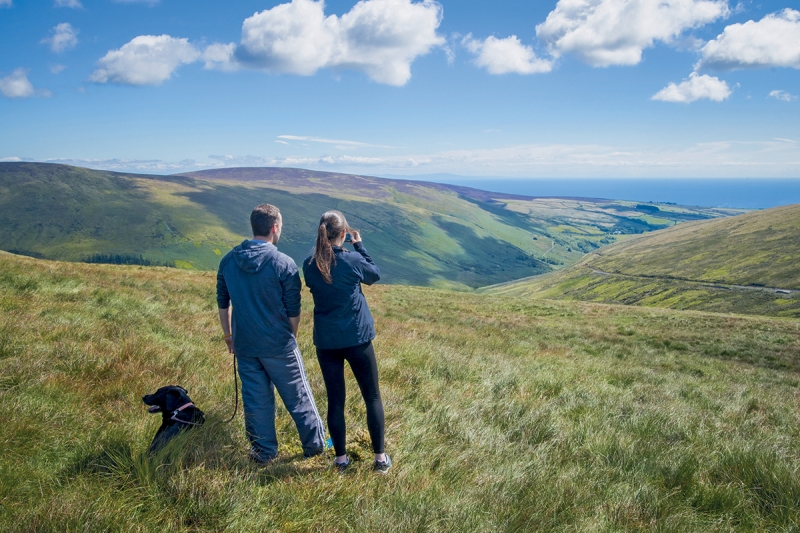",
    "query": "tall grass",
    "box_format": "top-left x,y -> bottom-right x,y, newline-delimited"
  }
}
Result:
1,251 -> 799,531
